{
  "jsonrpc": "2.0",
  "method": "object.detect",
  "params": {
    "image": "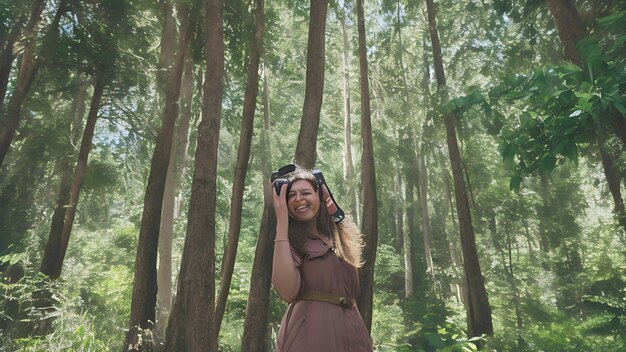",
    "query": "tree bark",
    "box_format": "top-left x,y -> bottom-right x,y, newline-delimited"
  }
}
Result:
294,0 -> 328,168
0,0 -> 46,168
0,14 -> 28,108
545,0 -> 588,63
417,150 -> 435,282
163,0 -> 223,349
240,64 -> 274,352
215,0 -> 265,338
403,178 -> 414,299
337,5 -> 359,224
156,42 -> 194,337
124,8 -> 191,351
425,0 -> 493,337
394,172 -> 404,251
356,0 -> 378,333
596,131 -> 626,232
